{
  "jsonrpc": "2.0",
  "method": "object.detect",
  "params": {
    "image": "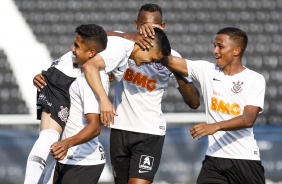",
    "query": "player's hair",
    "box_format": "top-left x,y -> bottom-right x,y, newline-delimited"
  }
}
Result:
139,3 -> 162,16
217,27 -> 248,55
75,24 -> 107,53
154,28 -> 171,57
